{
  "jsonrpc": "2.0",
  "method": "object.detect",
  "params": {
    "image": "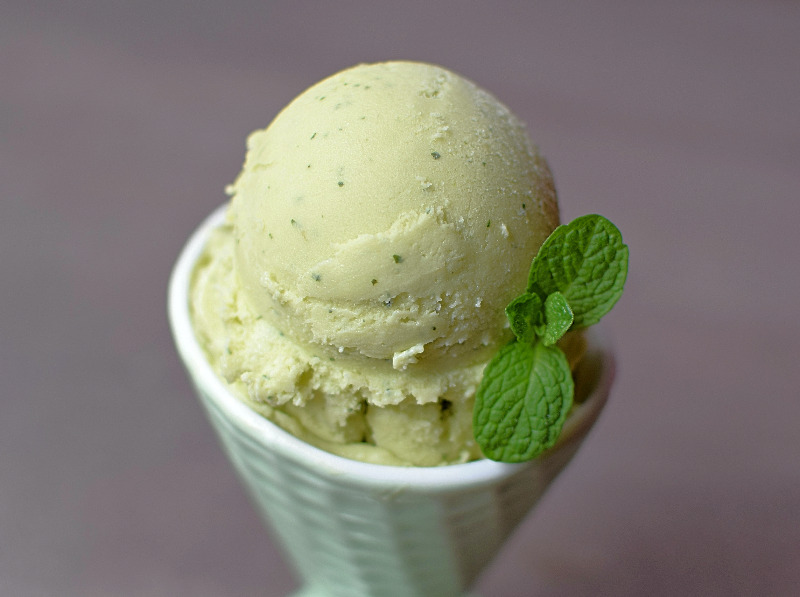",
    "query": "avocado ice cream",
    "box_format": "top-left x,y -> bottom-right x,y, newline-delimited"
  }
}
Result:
190,61 -> 569,466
